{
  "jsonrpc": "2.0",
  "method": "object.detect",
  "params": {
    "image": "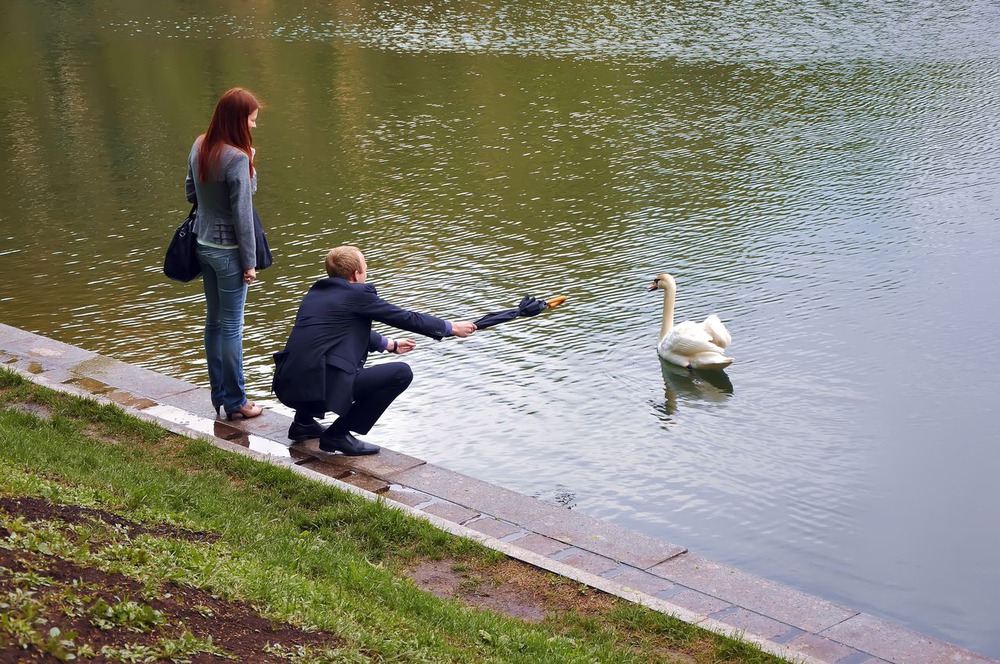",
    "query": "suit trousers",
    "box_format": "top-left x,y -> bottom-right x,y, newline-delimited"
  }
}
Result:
326,361 -> 414,435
